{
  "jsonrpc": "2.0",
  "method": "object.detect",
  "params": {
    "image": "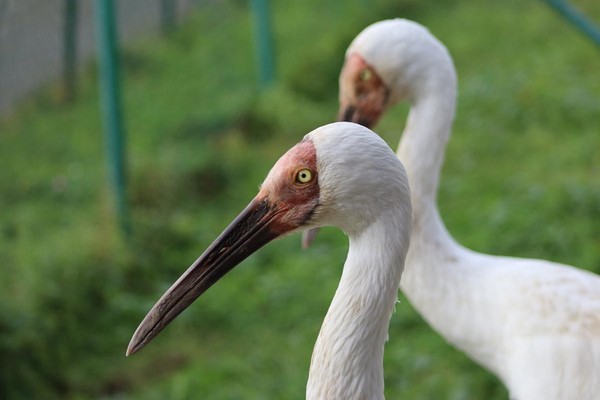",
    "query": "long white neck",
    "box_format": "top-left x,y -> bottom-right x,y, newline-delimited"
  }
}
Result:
398,77 -> 453,207
395,57 -> 499,368
396,70 -> 459,252
306,208 -> 409,400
